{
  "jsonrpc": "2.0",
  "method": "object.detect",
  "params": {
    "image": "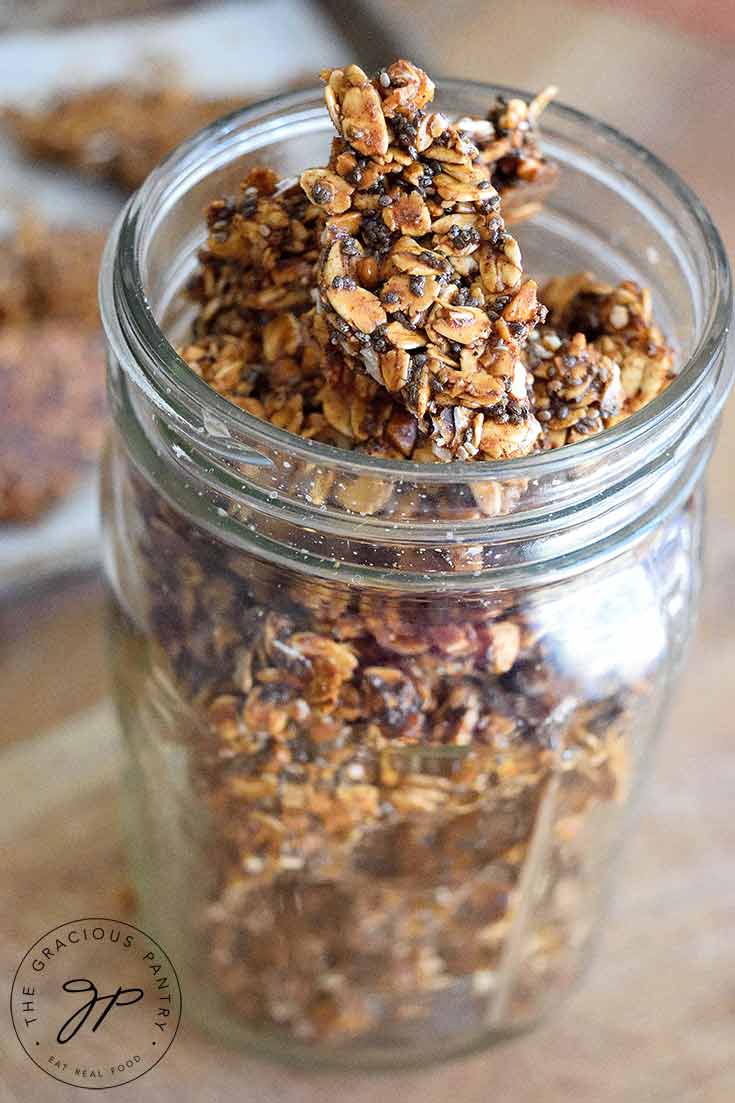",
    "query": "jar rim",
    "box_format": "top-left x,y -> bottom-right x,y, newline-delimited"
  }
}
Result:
102,78 -> 732,484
